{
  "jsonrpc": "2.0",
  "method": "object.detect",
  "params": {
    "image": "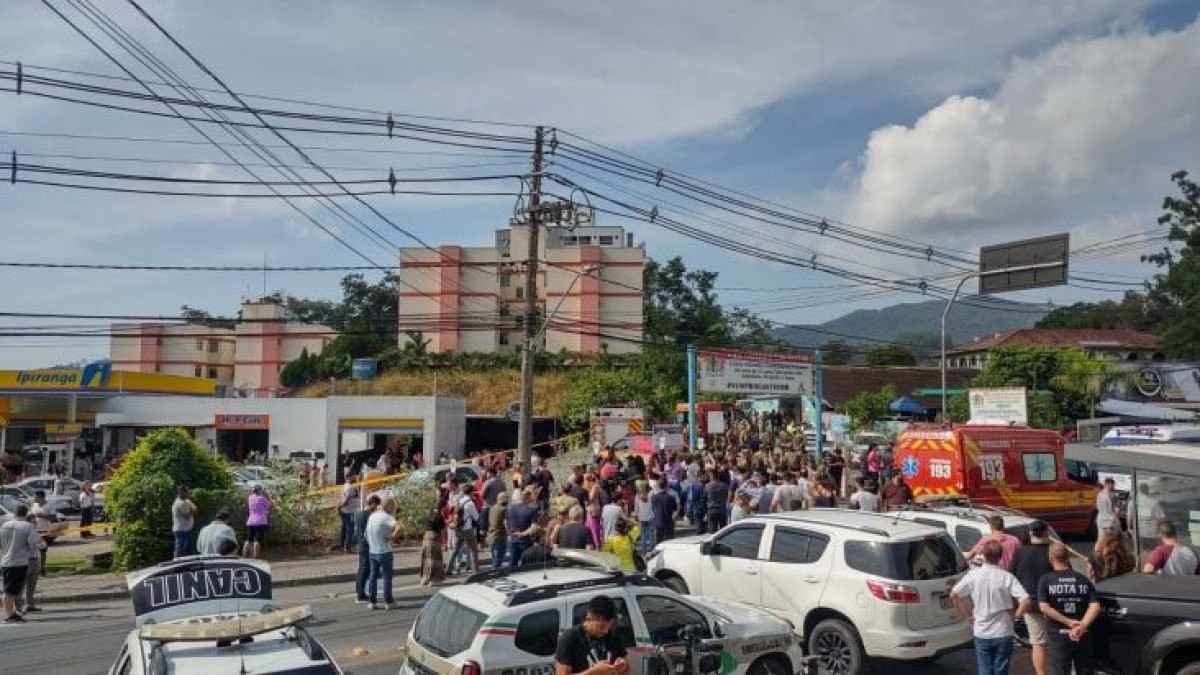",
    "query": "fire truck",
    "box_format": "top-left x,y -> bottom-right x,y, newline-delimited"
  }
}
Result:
895,424 -> 1100,536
